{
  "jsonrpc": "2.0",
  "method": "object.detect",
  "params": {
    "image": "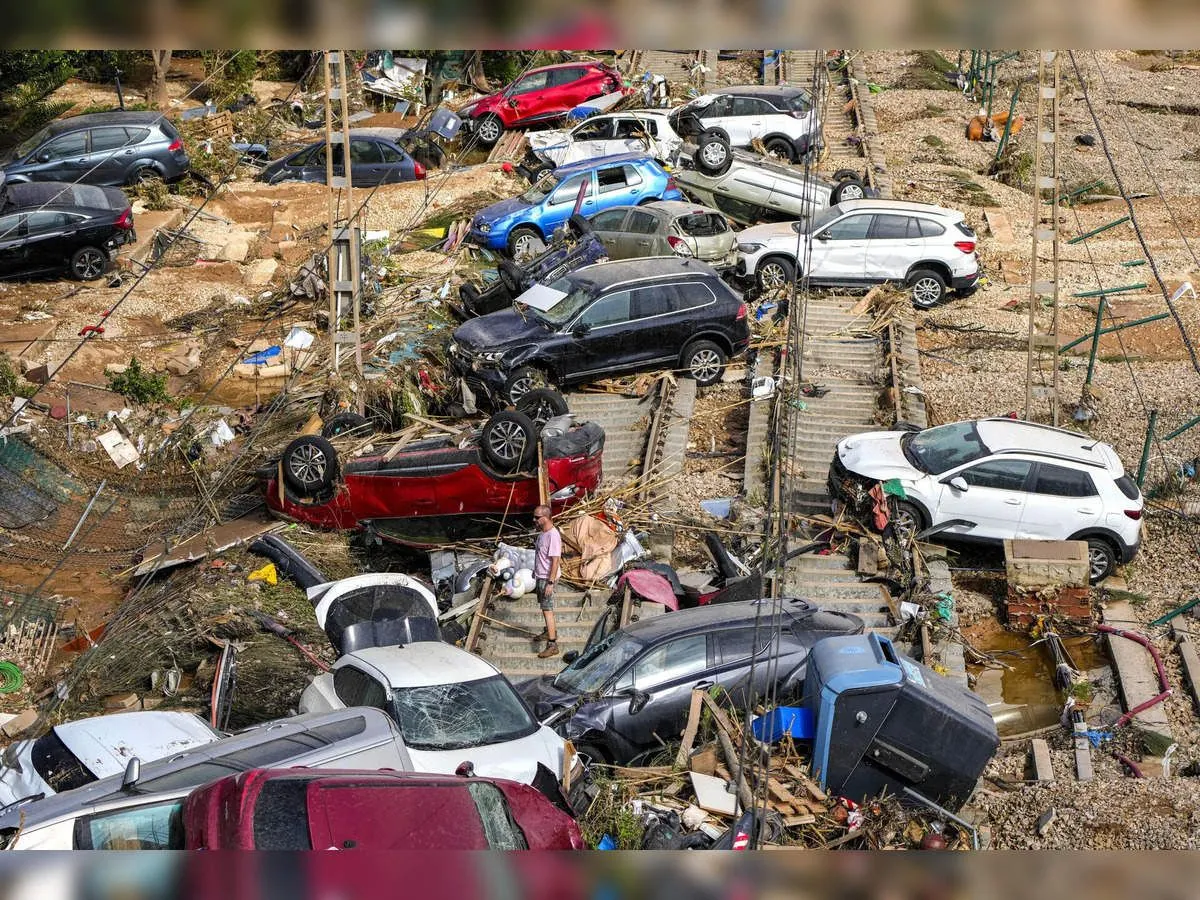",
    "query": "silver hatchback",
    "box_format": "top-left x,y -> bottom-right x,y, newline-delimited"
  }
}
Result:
588,200 -> 738,271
